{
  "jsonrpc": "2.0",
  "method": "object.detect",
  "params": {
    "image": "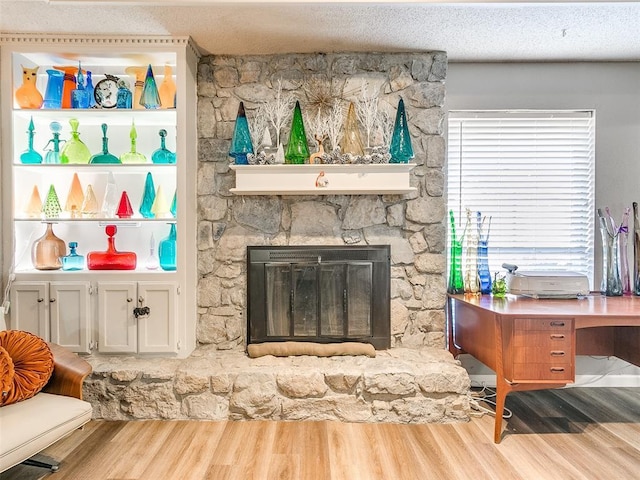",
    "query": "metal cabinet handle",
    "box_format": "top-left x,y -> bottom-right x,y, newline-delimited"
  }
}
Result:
37,298 -> 44,303
49,298 -> 56,303
550,351 -> 566,356
549,334 -> 565,339
550,367 -> 565,372
127,298 -> 133,303
550,321 -> 565,327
